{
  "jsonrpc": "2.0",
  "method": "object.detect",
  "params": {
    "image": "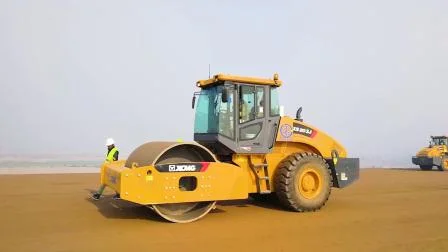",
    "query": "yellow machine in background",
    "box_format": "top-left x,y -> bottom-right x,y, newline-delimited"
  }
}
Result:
98,73 -> 360,223
412,136 -> 448,171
